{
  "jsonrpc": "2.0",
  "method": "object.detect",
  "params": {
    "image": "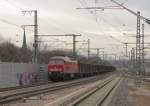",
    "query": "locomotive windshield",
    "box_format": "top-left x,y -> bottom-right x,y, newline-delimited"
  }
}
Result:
49,60 -> 64,65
